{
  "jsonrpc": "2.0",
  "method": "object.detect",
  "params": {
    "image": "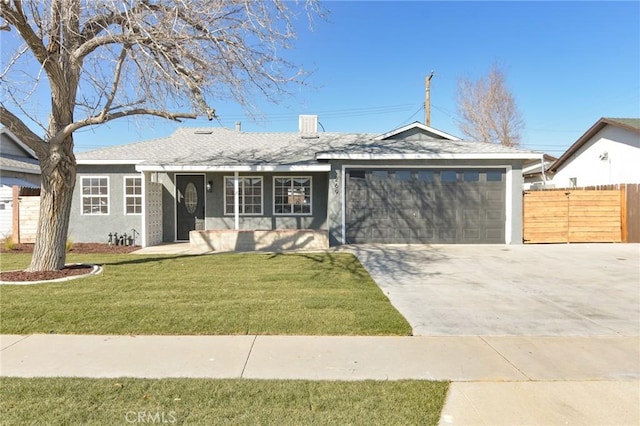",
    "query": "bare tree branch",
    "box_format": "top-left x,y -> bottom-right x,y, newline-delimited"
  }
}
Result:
0,105 -> 46,158
1,0 -> 61,78
455,63 -> 524,147
1,0 -> 323,271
